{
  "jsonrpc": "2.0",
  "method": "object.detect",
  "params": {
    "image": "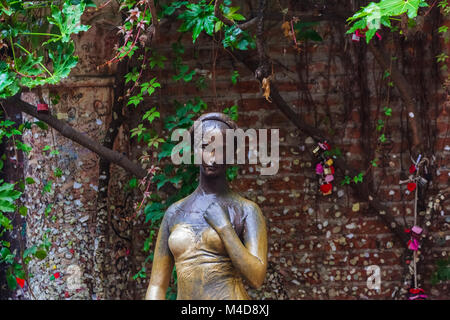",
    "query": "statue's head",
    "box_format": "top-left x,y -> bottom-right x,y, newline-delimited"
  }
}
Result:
189,112 -> 238,178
